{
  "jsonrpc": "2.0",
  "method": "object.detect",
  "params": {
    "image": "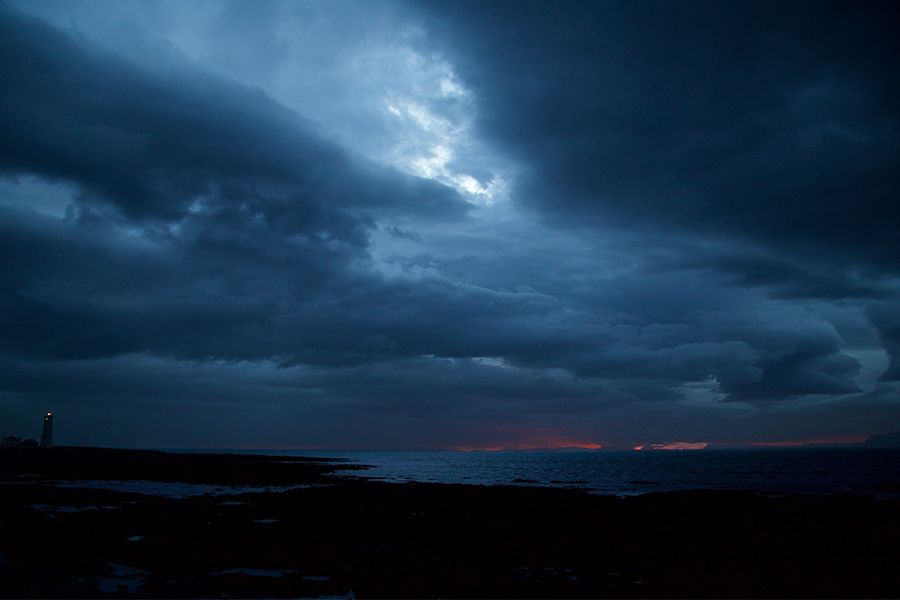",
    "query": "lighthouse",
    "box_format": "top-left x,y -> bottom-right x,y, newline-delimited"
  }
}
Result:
40,412 -> 53,448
